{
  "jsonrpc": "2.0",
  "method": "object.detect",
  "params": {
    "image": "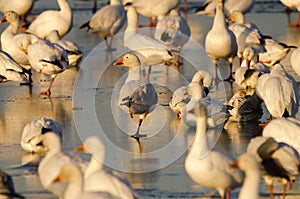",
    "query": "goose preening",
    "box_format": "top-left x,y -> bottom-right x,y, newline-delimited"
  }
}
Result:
75,136 -> 138,199
169,70 -> 214,118
204,0 -> 237,82
26,39 -> 70,96
263,117 -> 300,154
123,5 -> 175,81
38,132 -> 86,198
0,50 -> 30,83
53,163 -> 122,199
247,136 -> 300,198
280,0 -> 300,27
79,0 -> 126,51
46,29 -> 83,67
113,52 -> 157,139
26,0 -> 72,39
123,0 -> 179,27
230,153 -> 260,199
20,117 -> 62,153
155,8 -> 191,67
184,102 -> 244,199
0,170 -> 24,198
255,63 -> 299,123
